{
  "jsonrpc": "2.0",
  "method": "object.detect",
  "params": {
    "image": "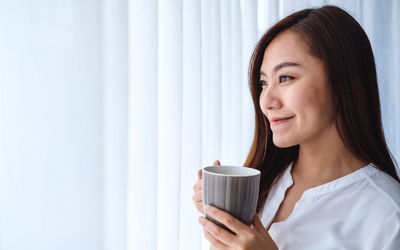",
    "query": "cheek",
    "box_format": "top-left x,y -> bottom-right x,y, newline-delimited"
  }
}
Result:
259,91 -> 268,116
287,87 -> 316,110
289,83 -> 333,122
